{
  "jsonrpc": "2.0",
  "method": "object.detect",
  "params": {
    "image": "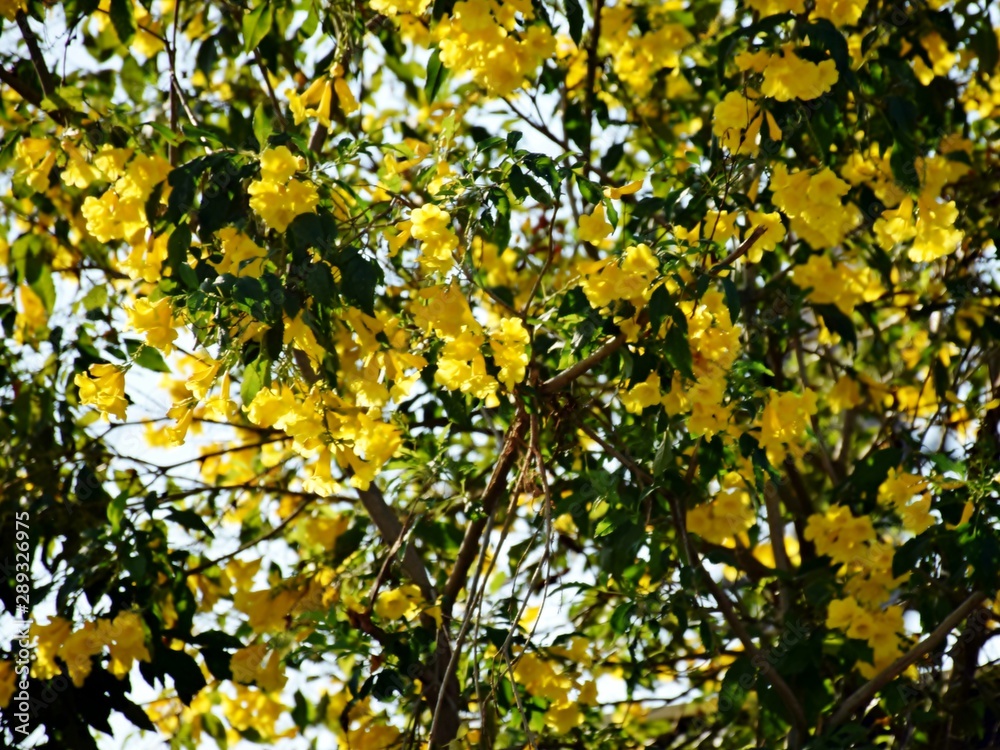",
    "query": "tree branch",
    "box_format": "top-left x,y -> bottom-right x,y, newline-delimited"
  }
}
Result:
827,590 -> 987,730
